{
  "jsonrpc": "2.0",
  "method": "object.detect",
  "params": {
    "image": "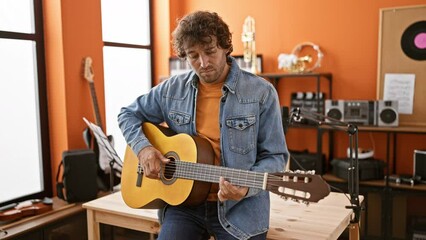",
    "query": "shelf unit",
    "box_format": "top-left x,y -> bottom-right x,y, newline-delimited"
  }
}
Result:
260,72 -> 332,108
261,71 -> 426,239
260,72 -> 333,174
321,125 -> 426,239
